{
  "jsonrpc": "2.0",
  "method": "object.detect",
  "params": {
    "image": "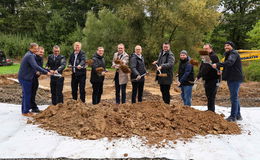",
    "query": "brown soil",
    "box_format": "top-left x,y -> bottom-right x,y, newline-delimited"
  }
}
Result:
32,100 -> 241,145
185,80 -> 260,107
0,71 -> 259,107
0,75 -> 51,105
